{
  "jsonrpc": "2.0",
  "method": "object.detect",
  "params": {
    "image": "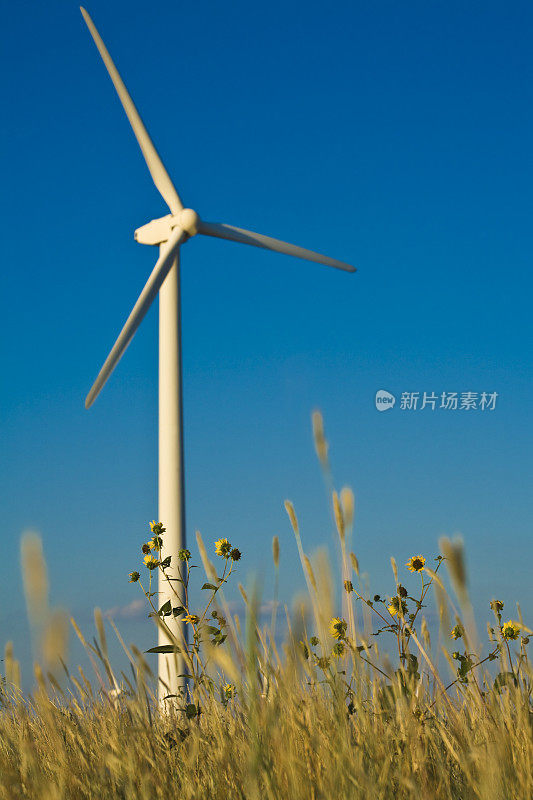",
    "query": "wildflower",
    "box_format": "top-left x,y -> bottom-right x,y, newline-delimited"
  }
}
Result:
143,555 -> 159,570
317,656 -> 331,670
222,683 -> 235,699
406,555 -> 426,573
310,636 -> 319,646
332,642 -> 345,658
451,624 -> 464,640
141,543 -> 151,555
490,599 -> 504,613
178,548 -> 191,561
230,548 -> 241,561
397,584 -> 408,598
215,538 -> 232,557
344,580 -> 353,593
329,617 -> 347,640
128,571 -> 140,583
373,594 -> 381,602
149,536 -> 163,551
387,596 -> 408,617
184,614 -> 200,625
452,651 -> 460,660
502,621 -> 521,640
150,521 -> 166,535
